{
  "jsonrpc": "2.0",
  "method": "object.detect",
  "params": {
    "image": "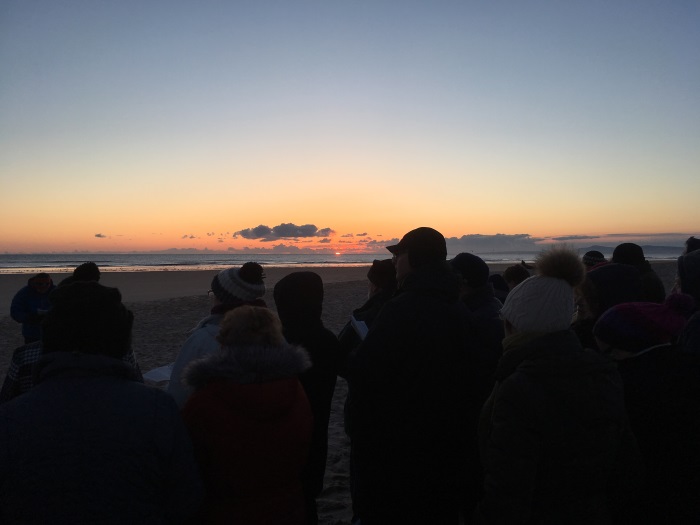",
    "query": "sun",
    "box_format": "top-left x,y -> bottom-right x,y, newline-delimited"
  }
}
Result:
335,252 -> 341,255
